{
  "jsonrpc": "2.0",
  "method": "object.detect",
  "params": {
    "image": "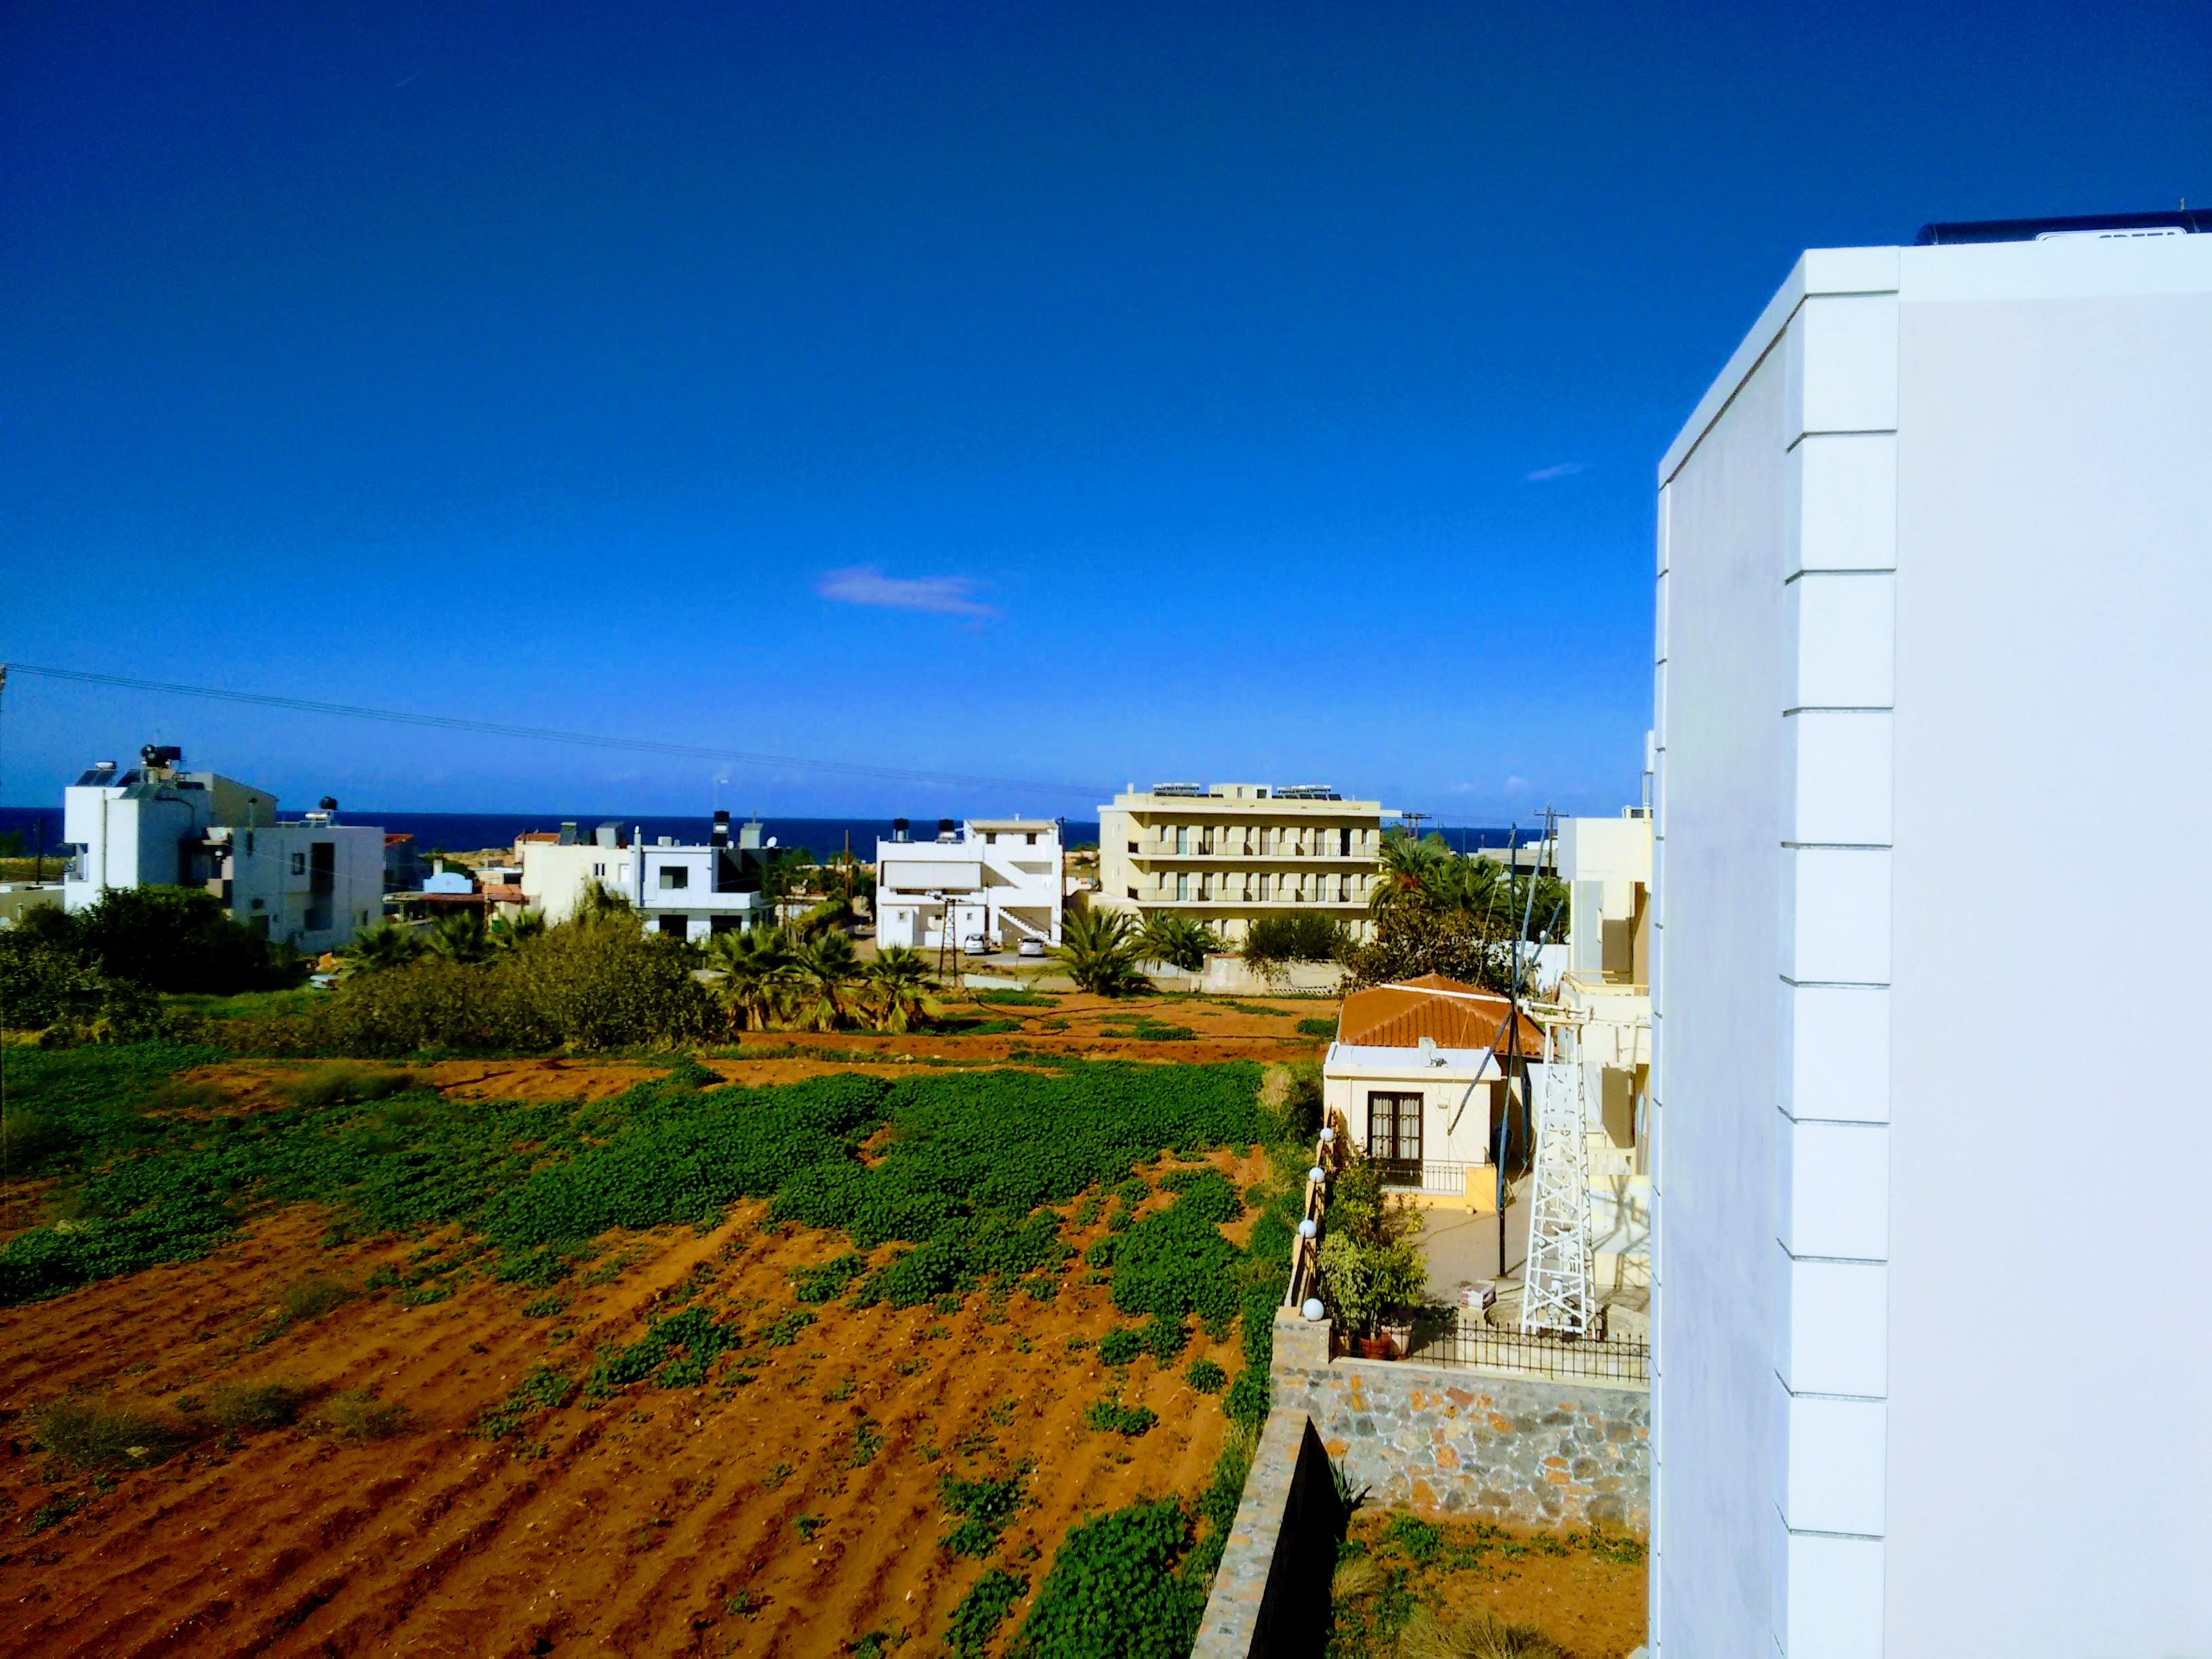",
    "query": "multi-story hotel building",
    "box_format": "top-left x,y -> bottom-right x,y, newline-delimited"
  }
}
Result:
1095,782 -> 1393,944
